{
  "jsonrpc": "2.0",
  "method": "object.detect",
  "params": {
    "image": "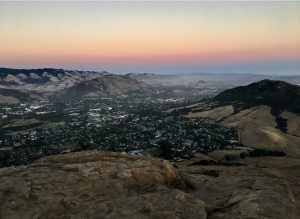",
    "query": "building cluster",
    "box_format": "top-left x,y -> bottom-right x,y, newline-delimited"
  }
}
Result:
0,87 -> 240,164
